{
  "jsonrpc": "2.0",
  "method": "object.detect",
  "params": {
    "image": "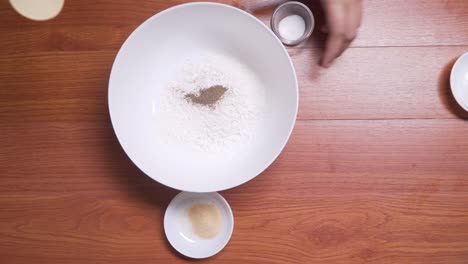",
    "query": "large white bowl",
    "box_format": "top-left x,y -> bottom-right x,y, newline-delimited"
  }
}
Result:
109,2 -> 298,192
